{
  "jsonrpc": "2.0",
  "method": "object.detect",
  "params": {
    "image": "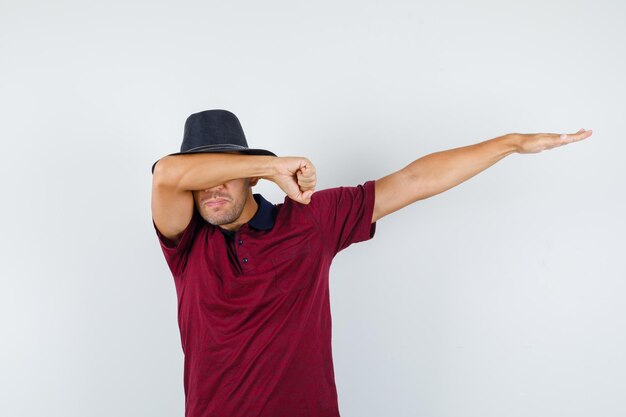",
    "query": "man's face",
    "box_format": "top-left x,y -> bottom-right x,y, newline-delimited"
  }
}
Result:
193,178 -> 252,227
